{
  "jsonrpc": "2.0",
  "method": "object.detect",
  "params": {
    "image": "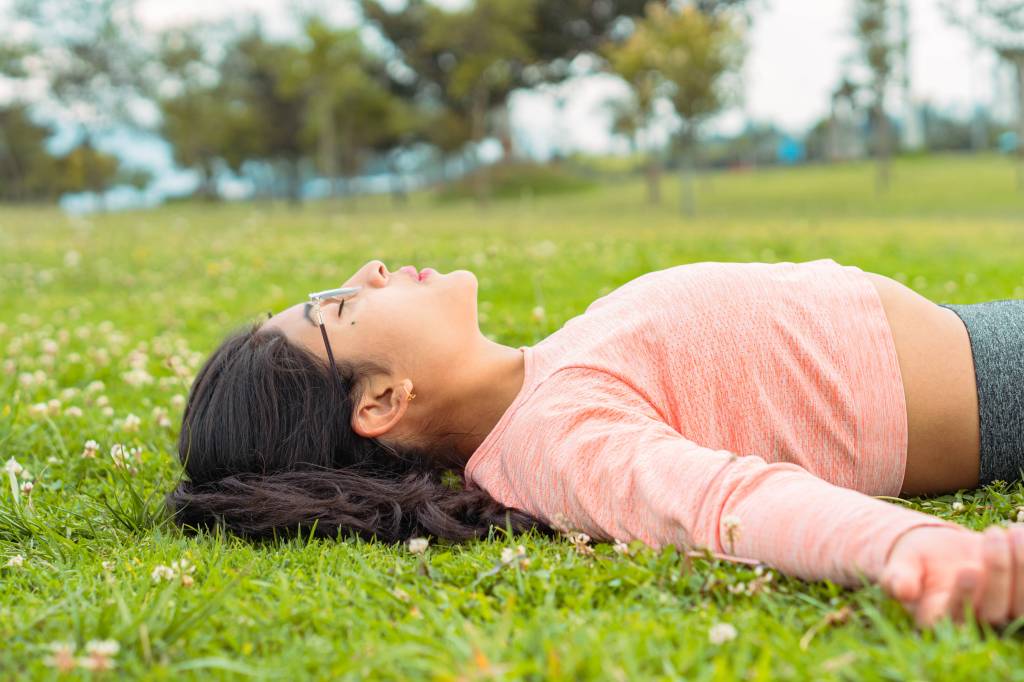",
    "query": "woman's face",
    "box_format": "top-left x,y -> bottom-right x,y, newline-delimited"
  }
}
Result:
266,259 -> 480,382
